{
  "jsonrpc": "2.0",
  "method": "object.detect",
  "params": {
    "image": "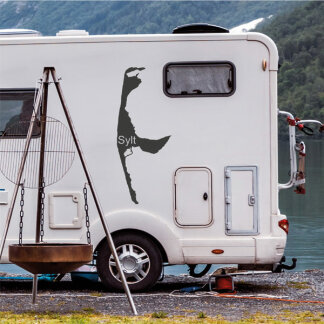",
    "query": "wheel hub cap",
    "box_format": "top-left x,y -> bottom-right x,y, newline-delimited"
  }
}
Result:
122,256 -> 137,272
109,243 -> 150,284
